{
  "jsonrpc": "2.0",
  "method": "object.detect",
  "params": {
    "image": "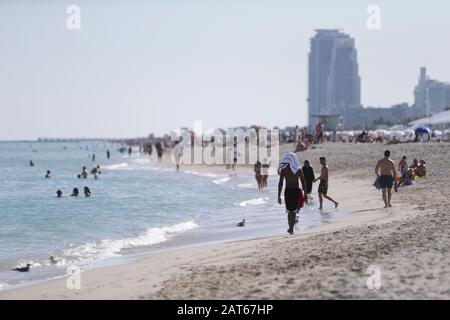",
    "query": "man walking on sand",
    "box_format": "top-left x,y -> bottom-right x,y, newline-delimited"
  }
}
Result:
278,153 -> 308,235
314,157 -> 338,210
375,150 -> 398,208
